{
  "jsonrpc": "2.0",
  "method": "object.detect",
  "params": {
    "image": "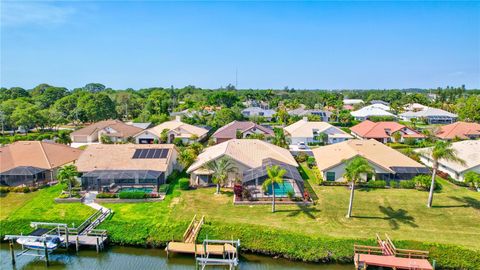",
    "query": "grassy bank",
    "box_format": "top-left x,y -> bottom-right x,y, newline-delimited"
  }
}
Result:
1,179 -> 479,269
0,184 -> 95,236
